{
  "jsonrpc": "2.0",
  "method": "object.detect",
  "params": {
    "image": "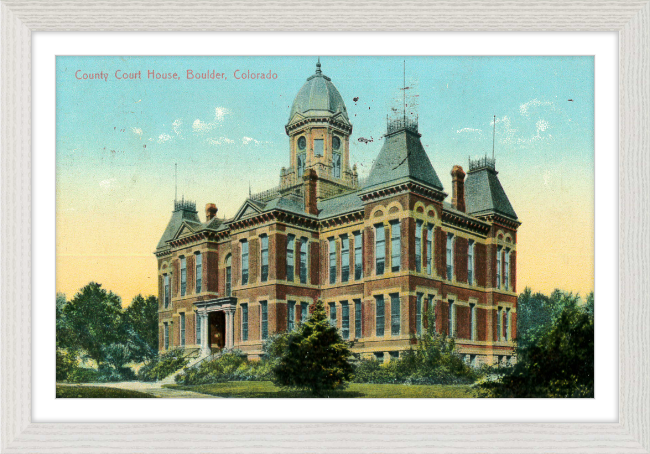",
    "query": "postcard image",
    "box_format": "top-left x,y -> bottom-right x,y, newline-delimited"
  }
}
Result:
55,55 -> 594,398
